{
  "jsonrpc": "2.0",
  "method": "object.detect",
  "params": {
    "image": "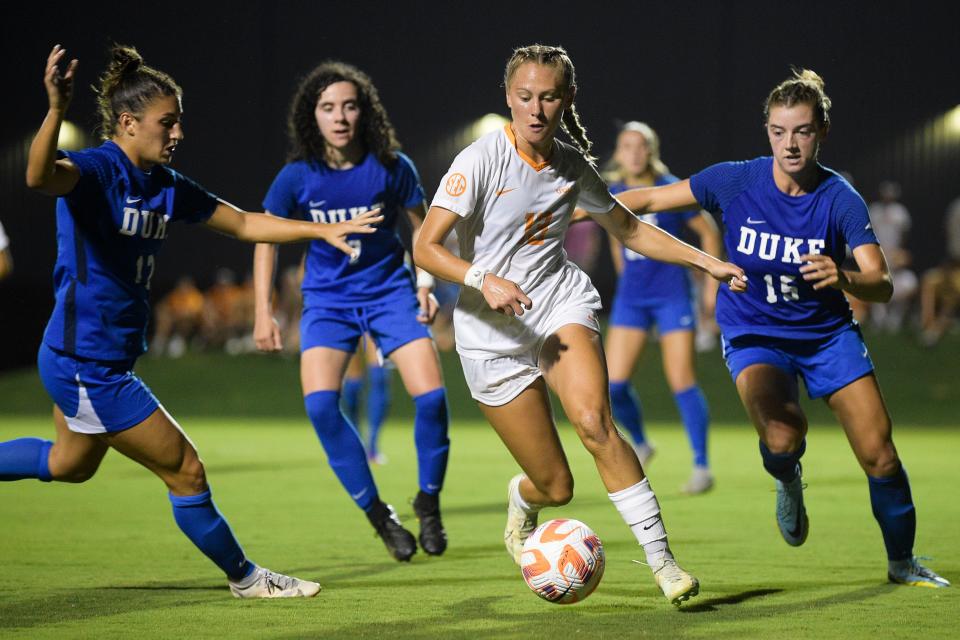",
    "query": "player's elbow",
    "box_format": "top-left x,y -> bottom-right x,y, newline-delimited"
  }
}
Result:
412,239 -> 436,275
25,167 -> 49,191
